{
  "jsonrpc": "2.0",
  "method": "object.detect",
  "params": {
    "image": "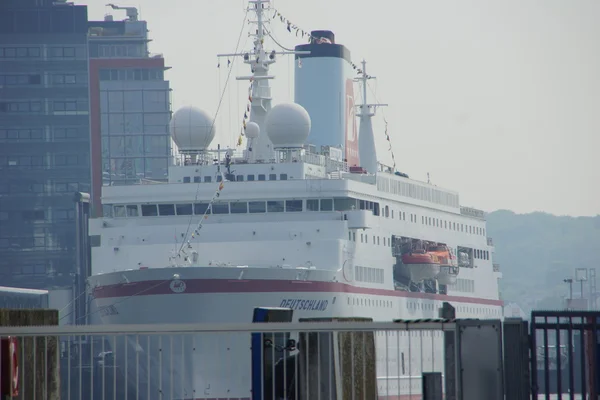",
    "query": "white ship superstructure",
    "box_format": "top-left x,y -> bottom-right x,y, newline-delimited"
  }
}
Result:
86,1 -> 503,398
